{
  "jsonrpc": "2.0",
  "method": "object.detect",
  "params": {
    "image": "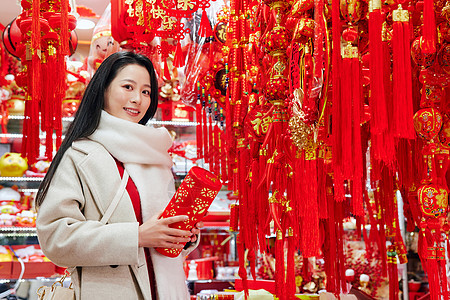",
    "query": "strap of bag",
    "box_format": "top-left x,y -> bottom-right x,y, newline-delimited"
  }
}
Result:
100,170 -> 129,225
